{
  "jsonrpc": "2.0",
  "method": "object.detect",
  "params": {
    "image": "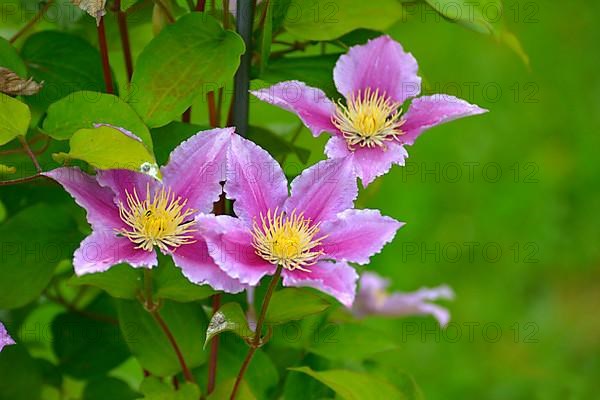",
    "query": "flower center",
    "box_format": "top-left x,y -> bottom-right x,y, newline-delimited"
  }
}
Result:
251,208 -> 326,272
116,185 -> 196,252
332,88 -> 405,149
